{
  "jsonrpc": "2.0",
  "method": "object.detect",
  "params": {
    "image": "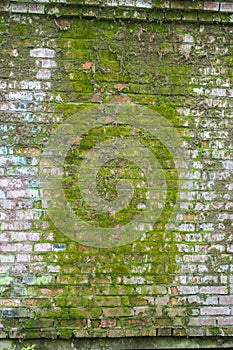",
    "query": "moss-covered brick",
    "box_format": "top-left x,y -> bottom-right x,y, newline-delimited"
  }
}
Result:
69,307 -> 102,319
